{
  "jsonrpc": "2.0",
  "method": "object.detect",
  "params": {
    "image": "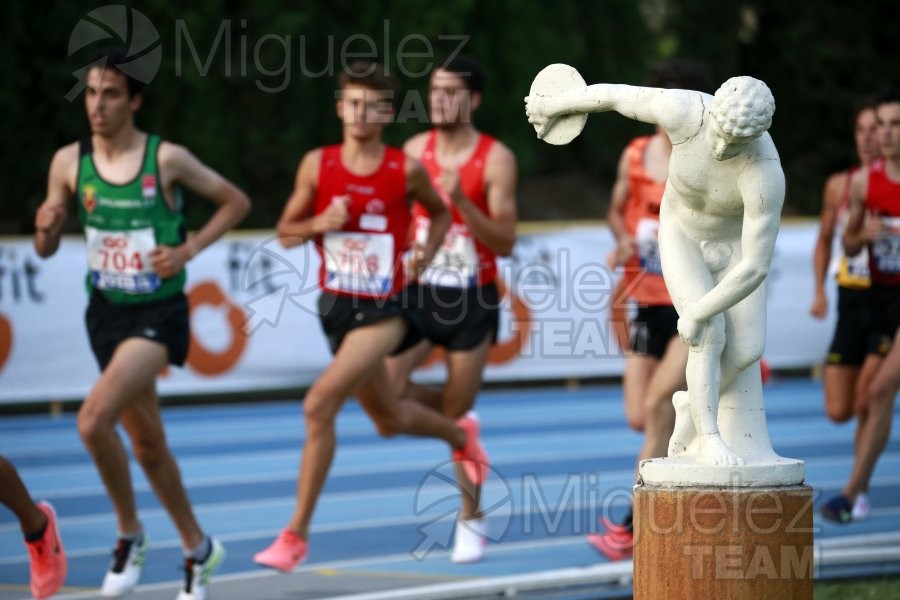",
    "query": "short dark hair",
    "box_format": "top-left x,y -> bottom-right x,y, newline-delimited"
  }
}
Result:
875,90 -> 900,110
851,95 -> 878,126
337,61 -> 402,109
88,48 -> 146,97
435,54 -> 485,94
644,59 -> 714,94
